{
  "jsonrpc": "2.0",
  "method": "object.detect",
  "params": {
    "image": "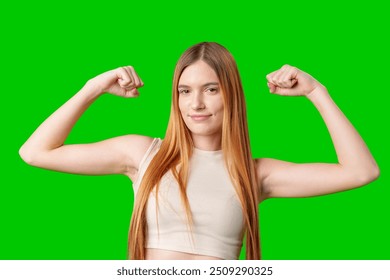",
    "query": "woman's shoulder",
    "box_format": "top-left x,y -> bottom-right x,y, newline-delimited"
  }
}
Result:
134,136 -> 163,162
122,134 -> 162,159
120,135 -> 162,178
124,135 -> 163,186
